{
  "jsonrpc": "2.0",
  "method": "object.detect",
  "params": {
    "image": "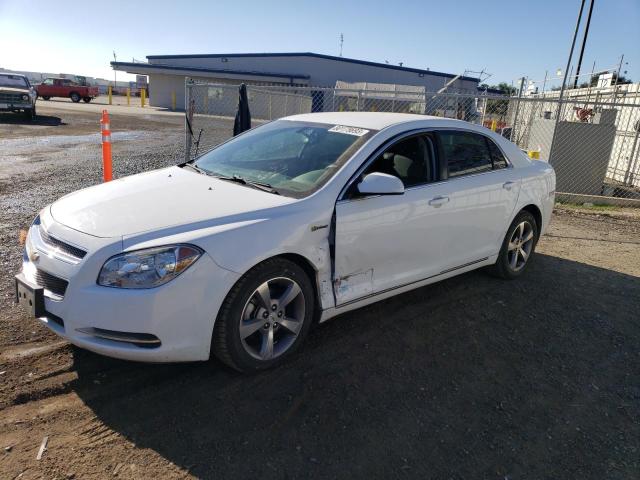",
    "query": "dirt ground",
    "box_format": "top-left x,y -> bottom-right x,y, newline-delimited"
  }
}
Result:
1,103 -> 639,479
